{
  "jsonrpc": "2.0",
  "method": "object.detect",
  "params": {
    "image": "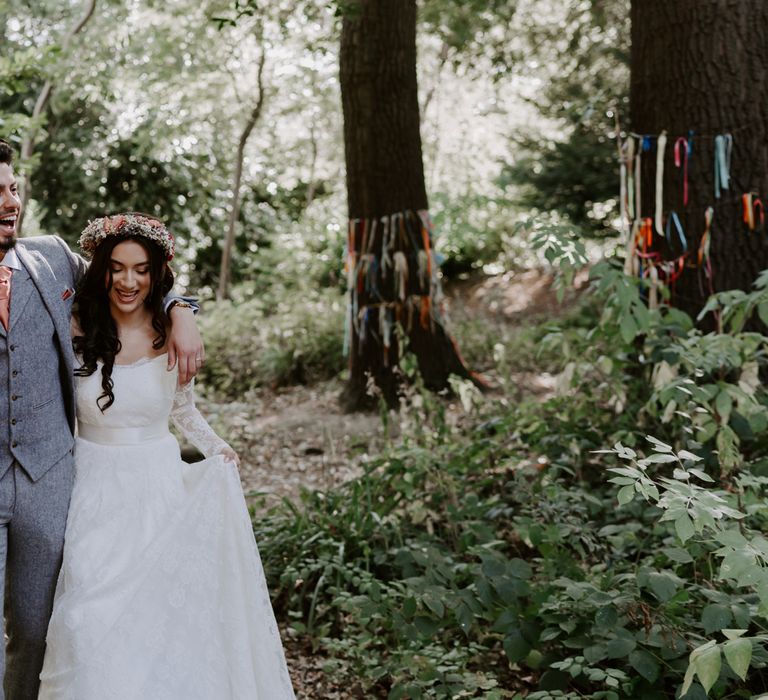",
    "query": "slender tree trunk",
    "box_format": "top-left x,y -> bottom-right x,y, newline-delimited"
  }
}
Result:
630,0 -> 768,322
217,46 -> 266,301
18,0 -> 97,235
339,0 -> 481,411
